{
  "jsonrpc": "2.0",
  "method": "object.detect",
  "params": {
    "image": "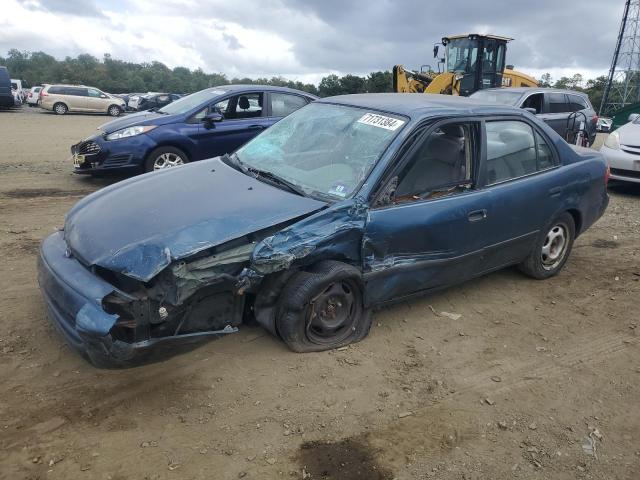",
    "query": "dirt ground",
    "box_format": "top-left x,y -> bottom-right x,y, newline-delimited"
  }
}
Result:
1,107 -> 639,480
